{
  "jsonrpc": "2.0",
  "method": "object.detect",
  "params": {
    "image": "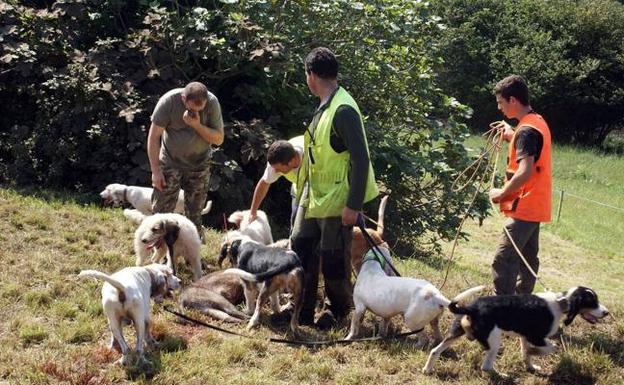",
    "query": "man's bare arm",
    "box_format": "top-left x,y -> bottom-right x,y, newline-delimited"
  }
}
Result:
147,122 -> 166,190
